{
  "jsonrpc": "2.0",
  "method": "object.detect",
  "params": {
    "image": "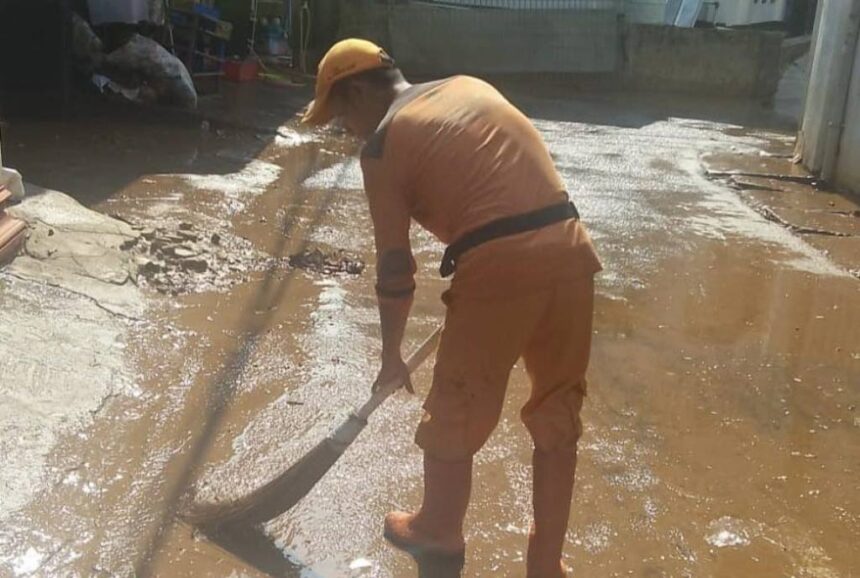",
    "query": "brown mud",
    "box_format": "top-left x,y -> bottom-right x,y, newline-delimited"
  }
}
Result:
0,87 -> 857,578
